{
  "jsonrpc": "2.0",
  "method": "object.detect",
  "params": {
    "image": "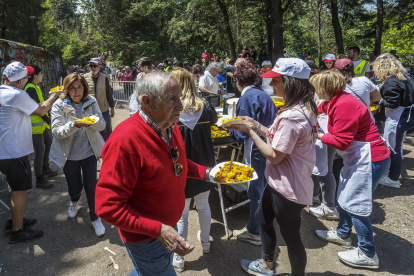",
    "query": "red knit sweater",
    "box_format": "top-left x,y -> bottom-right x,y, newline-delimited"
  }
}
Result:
95,113 -> 208,244
319,91 -> 390,162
